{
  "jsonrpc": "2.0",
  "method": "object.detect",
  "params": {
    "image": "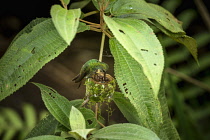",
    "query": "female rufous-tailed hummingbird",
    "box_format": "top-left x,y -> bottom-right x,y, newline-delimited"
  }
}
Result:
72,59 -> 109,84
